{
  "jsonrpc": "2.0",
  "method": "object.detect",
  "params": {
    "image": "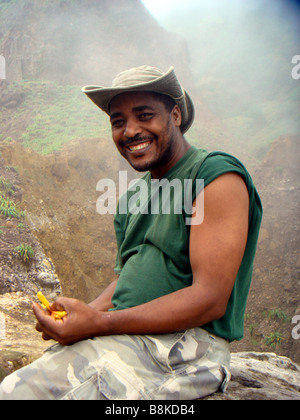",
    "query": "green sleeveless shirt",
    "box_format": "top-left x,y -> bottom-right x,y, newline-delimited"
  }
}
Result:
111,147 -> 263,342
